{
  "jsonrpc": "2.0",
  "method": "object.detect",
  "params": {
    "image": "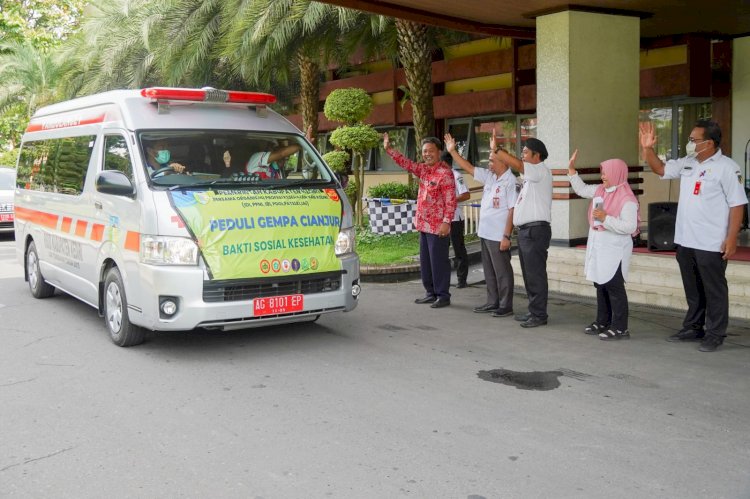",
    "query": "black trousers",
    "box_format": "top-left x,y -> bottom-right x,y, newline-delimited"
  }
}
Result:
675,245 -> 729,337
594,264 -> 629,331
517,224 -> 551,320
419,231 -> 452,300
450,220 -> 469,284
